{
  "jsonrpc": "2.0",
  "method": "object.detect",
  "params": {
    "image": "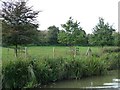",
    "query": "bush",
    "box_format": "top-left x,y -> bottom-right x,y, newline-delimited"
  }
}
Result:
83,56 -> 107,77
63,58 -> 85,79
32,58 -> 51,85
2,58 -> 30,88
100,52 -> 120,70
31,57 -> 66,85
